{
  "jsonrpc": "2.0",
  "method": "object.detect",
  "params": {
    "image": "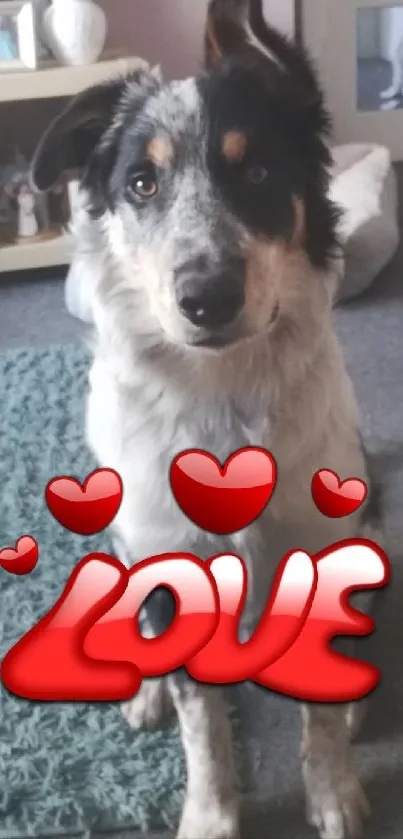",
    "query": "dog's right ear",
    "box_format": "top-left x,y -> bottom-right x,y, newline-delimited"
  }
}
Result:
31,67 -> 161,193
